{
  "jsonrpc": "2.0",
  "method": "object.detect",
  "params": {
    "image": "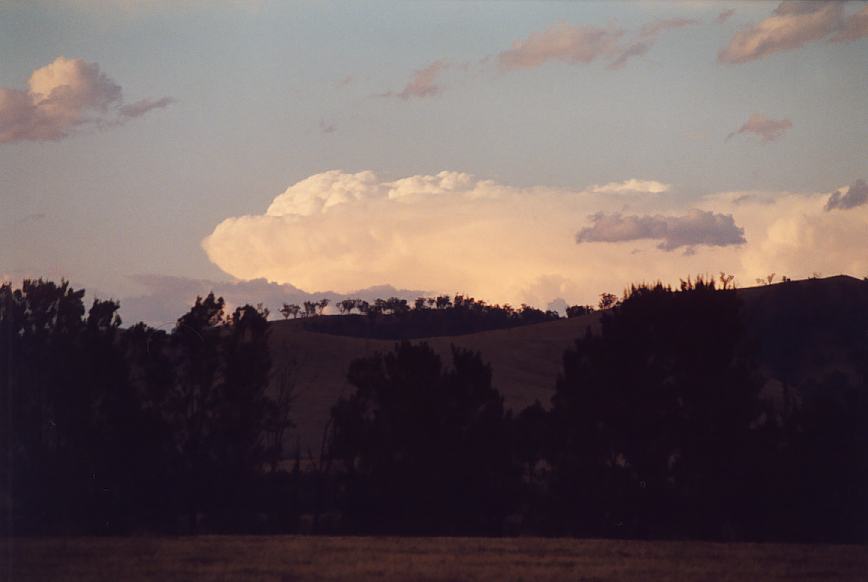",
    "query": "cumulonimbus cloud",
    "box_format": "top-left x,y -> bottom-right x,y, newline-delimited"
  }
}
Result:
202,170 -> 681,306
718,1 -> 867,64
575,210 -> 746,251
727,114 -> 792,143
0,56 -> 172,144
202,171 -> 868,310
825,179 -> 868,211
